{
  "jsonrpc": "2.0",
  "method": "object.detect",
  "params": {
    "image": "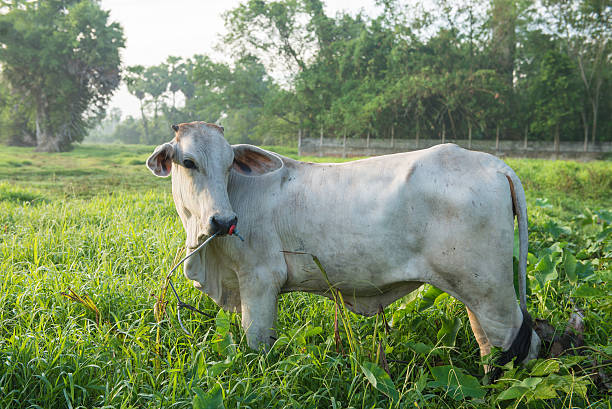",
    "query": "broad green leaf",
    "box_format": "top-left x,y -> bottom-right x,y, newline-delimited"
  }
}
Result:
574,261 -> 595,280
545,374 -> 589,398
597,270 -> 612,282
193,384 -> 224,409
437,317 -> 462,347
560,355 -> 587,367
527,382 -> 557,402
573,284 -> 606,298
519,377 -> 543,389
497,377 -> 542,401
361,362 -> 399,402
564,252 -> 578,283
534,255 -> 558,288
303,326 -> 323,338
529,359 -> 560,376
397,286 -> 424,312
272,335 -> 290,348
287,328 -> 306,346
213,310 -> 235,357
408,342 -> 438,355
418,285 -> 444,311
415,369 -> 428,393
433,292 -> 449,307
206,359 -> 232,378
549,241 -> 566,255
595,210 -> 612,225
576,249 -> 589,260
428,365 -> 486,400
530,382 -> 558,401
497,385 -> 529,400
215,309 -> 230,336
527,252 -> 538,267
596,227 -> 612,243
